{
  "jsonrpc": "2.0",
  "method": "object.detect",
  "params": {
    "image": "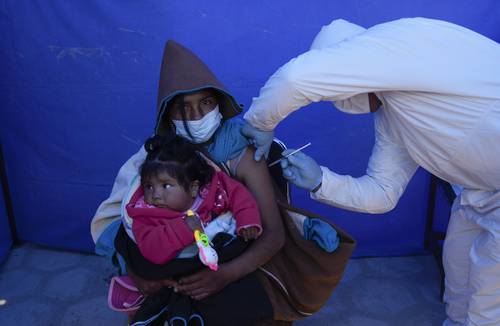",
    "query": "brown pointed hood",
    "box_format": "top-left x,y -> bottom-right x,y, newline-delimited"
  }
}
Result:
155,40 -> 242,134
